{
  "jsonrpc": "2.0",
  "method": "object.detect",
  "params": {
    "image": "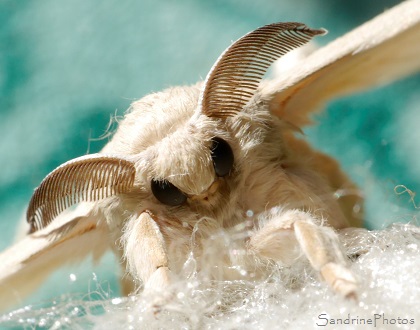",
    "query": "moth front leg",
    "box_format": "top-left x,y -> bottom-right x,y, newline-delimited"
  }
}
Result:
249,209 -> 357,299
122,212 -> 171,293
